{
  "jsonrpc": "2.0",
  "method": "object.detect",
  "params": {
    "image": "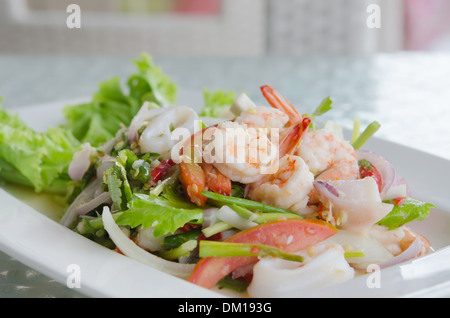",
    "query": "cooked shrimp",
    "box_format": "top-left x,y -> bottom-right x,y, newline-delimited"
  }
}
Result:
203,121 -> 280,184
179,161 -> 208,207
180,87 -> 312,206
245,123 -> 313,213
260,85 -> 358,182
247,155 -> 314,213
235,105 -> 289,129
178,124 -> 232,206
296,129 -> 359,182
260,85 -> 303,126
260,85 -> 358,205
202,162 -> 232,196
279,118 -> 311,156
369,224 -> 406,256
369,225 -> 430,259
